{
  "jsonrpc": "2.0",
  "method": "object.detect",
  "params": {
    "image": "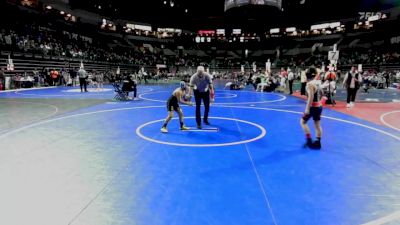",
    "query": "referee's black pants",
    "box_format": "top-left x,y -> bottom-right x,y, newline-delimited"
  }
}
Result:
194,90 -> 210,126
79,78 -> 87,92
